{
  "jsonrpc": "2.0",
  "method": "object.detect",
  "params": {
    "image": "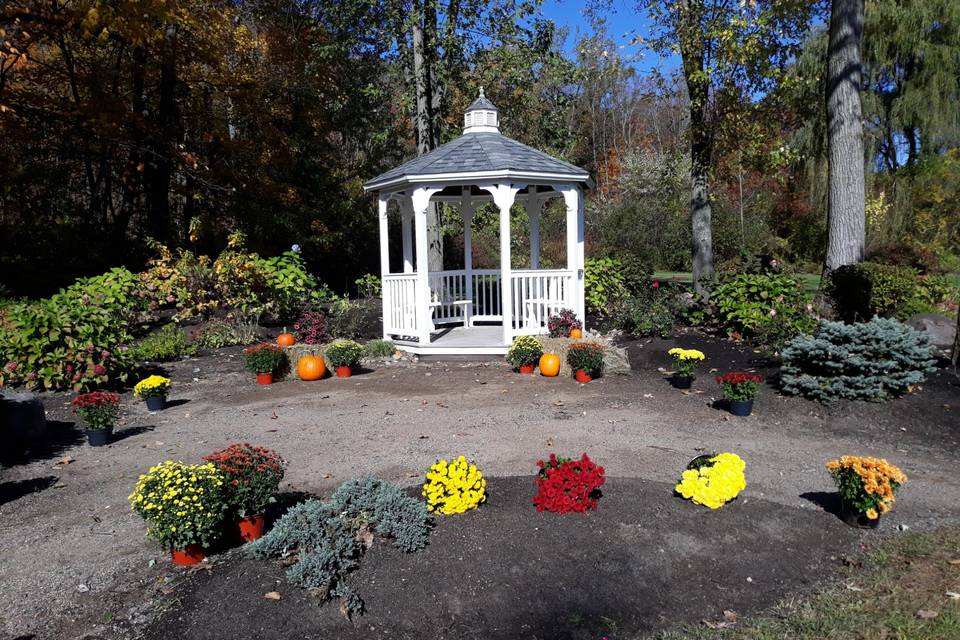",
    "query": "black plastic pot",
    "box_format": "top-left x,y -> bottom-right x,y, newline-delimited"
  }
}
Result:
86,426 -> 113,447
145,396 -> 167,411
840,500 -> 881,529
728,399 -> 754,416
670,375 -> 693,389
